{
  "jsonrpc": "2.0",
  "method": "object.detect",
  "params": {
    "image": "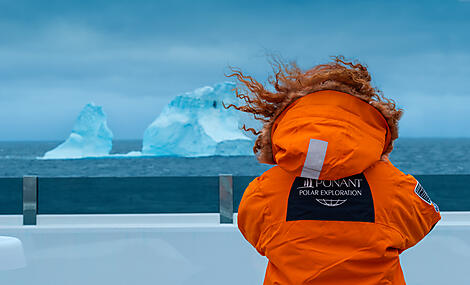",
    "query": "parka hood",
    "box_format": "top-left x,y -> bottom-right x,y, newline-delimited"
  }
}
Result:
271,90 -> 391,180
